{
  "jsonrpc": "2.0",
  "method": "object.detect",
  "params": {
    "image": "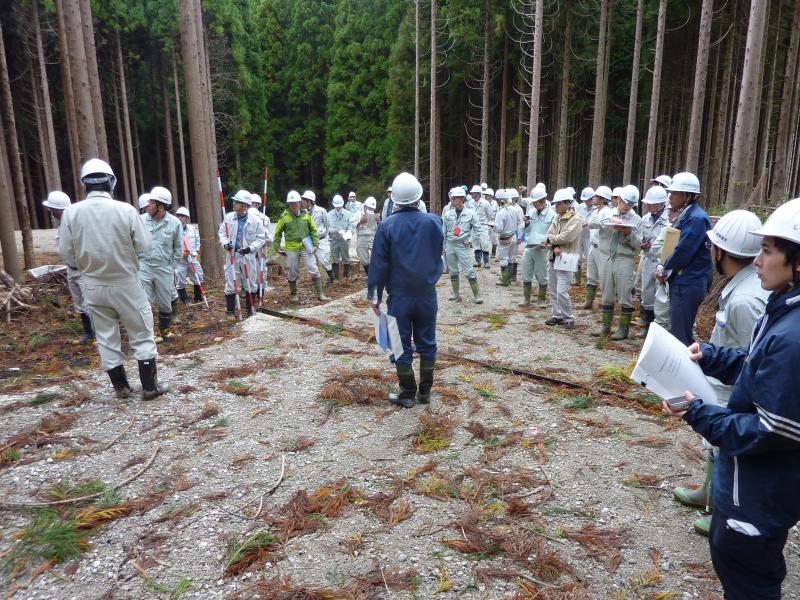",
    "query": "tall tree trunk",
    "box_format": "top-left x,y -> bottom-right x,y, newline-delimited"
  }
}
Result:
556,9 -> 573,188
32,0 -> 60,192
179,0 -> 220,279
173,52 -> 190,209
414,0 -> 420,177
20,132 -> 40,229
0,22 -> 34,269
161,67 -> 179,205
623,0 -> 644,185
116,31 -> 137,204
62,0 -> 98,161
54,0 -> 80,197
429,0 -> 440,213
771,0 -> 800,201
78,0 -> 107,160
702,32 -> 720,195
588,0 -> 609,186
111,66 -> 132,206
726,0 -> 768,208
515,94 -> 524,183
685,0 -> 713,173
525,0 -> 544,190
643,0 -> 667,185
498,29 -> 509,187
758,8 -> 779,207
479,0 -> 491,183
0,119 -> 20,279
29,51 -> 53,196
198,10 -> 218,193
133,122 -> 144,193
